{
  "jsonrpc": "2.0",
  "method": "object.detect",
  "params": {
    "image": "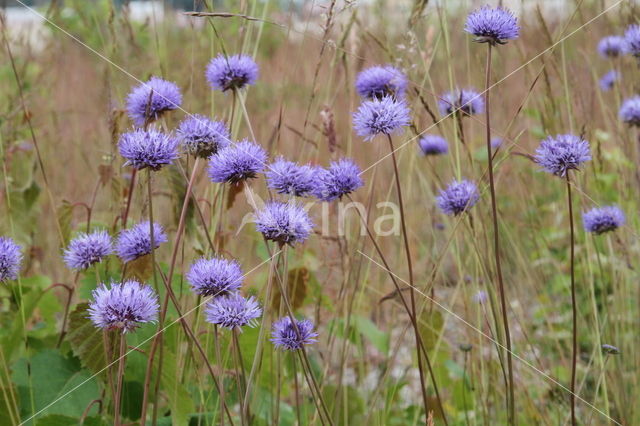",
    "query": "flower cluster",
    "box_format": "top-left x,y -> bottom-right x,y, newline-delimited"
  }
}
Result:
177,115 -> 230,158
465,5 -> 519,45
599,70 -> 620,92
205,293 -> 262,330
314,158 -> 364,202
619,96 -> 640,126
0,237 -> 22,283
187,256 -> 244,298
126,77 -> 182,127
438,88 -> 484,117
271,316 -> 318,350
63,230 -> 113,270
436,180 -> 480,216
597,36 -> 627,58
582,206 -> 625,235
208,140 -> 267,184
418,135 -> 448,156
353,96 -> 411,141
206,54 -> 259,92
266,158 -> 318,197
116,221 -> 168,263
355,65 -> 408,100
88,280 -> 159,333
118,128 -> 179,171
534,134 -> 591,177
624,24 -> 640,57
255,201 -> 314,246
